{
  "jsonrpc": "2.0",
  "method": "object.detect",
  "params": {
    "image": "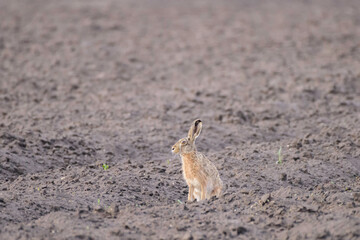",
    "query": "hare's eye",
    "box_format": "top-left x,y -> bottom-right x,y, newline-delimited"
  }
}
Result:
172,147 -> 175,150
181,140 -> 186,145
